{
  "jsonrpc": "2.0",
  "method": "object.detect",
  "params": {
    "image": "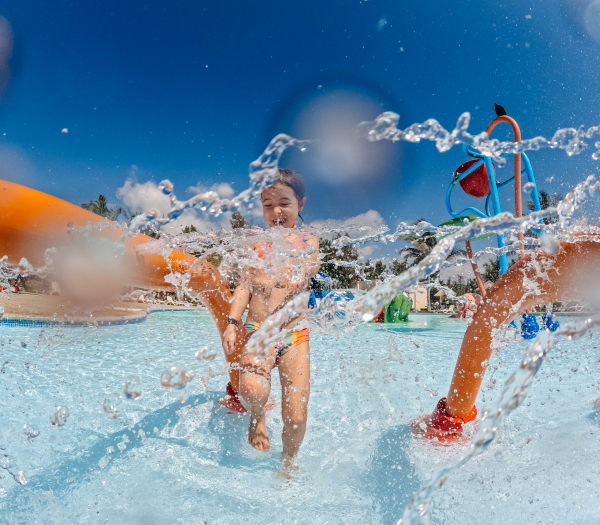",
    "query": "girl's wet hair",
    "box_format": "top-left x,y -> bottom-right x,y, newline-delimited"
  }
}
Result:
275,168 -> 305,202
